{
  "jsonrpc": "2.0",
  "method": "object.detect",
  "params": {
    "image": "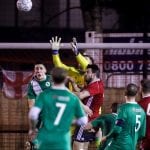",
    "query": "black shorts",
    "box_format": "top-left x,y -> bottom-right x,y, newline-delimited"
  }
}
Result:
73,125 -> 97,142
